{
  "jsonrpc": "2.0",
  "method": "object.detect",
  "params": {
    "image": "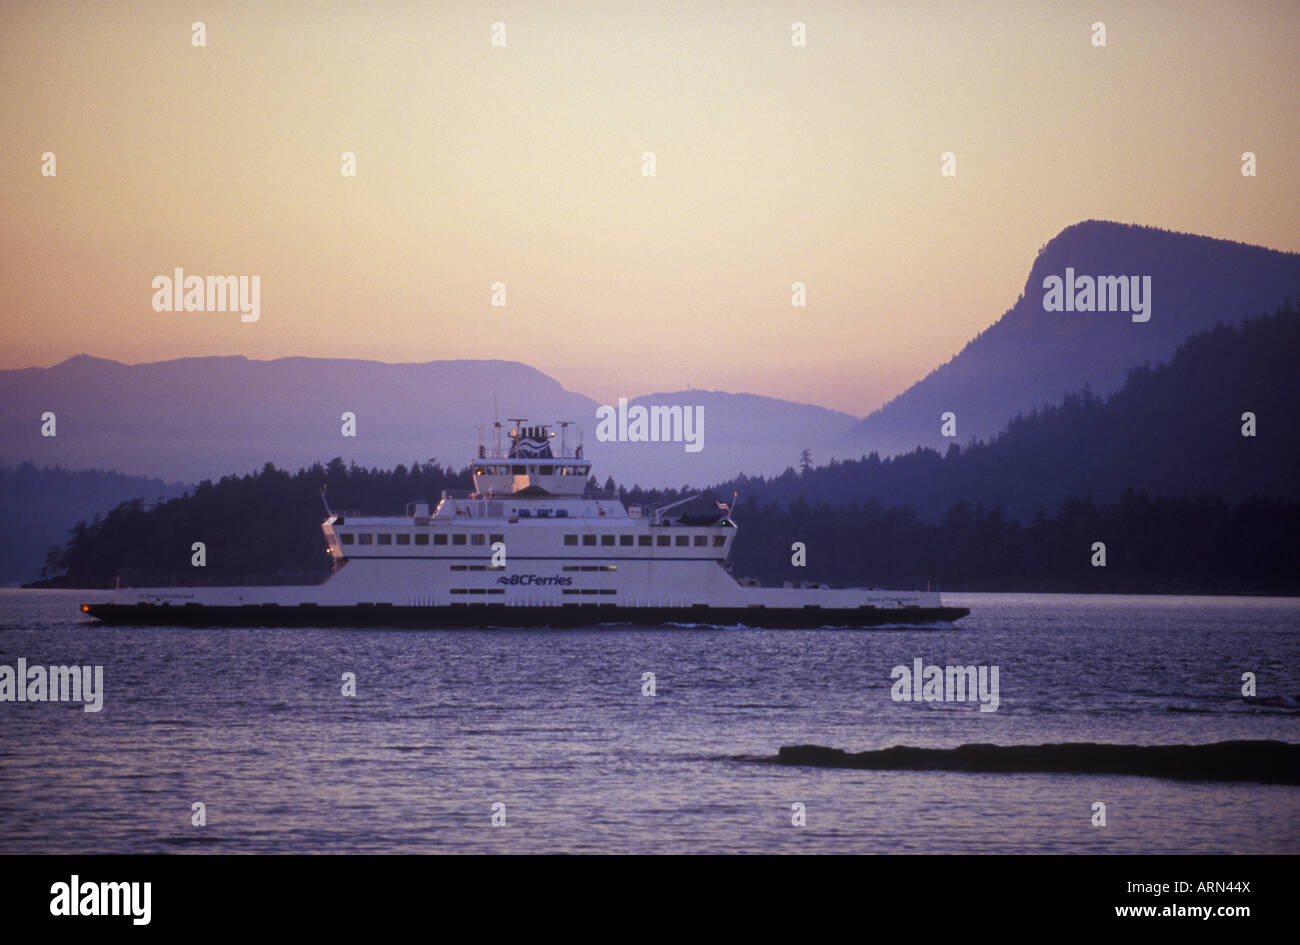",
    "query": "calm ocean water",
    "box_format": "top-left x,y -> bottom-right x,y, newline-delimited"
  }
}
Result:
1,589 -> 1296,854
